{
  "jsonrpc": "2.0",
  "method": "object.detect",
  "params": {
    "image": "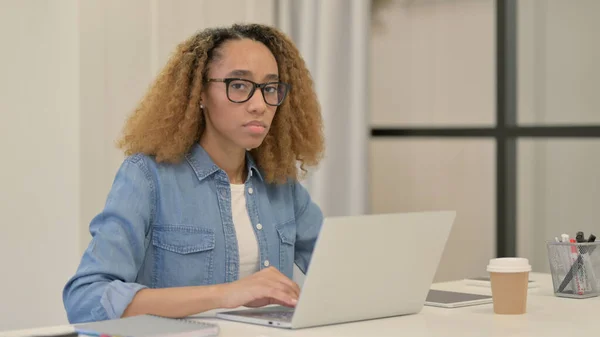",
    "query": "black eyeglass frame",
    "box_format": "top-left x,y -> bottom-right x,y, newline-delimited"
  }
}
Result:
206,78 -> 290,106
